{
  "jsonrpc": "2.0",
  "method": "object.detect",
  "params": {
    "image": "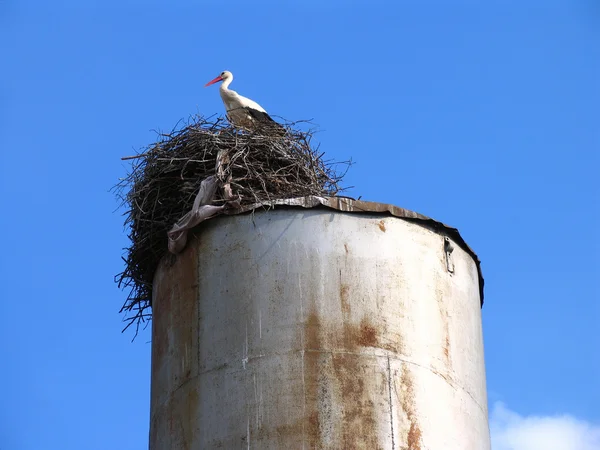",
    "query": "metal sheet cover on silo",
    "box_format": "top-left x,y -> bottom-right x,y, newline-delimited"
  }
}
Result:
149,196 -> 489,450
